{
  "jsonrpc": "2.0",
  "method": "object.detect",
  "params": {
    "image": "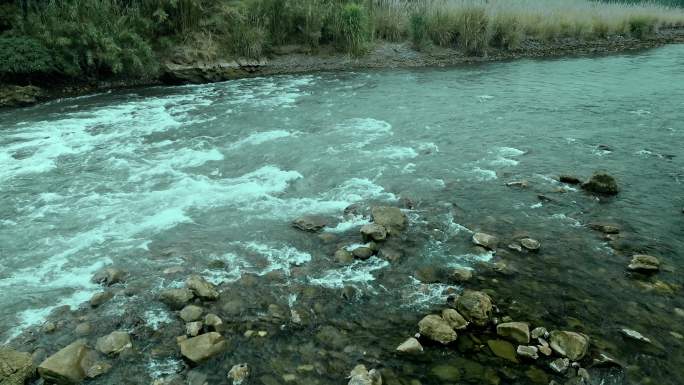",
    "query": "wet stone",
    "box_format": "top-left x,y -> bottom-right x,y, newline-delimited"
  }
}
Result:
472,232 -> 498,250
418,314 -> 457,344
549,331 -> 589,360
204,313 -> 223,330
352,246 -> 374,260
520,238 -> 540,251
85,362 -> 112,379
91,267 -> 127,286
497,322 -> 530,344
160,288 -> 195,310
227,363 -> 249,385
559,175 -> 582,185
186,275 -> 219,300
456,290 -> 493,326
396,337 -> 423,354
180,305 -> 204,322
0,348 -> 33,385
487,339 -> 518,363
186,321 -> 203,337
334,249 -> 354,264
549,357 -> 570,373
531,326 -> 548,339
74,323 -> 92,336
95,331 -> 132,355
38,340 -> 90,384
179,332 -> 226,363
442,308 -> 469,330
377,247 -> 402,262
516,345 -> 539,360
582,172 -> 619,195
449,268 -> 473,283
89,291 -> 113,307
370,206 -> 407,233
589,223 -> 620,234
348,365 -> 382,385
292,215 -> 328,232
621,328 -> 652,343
360,223 -> 388,242
627,254 -> 660,273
